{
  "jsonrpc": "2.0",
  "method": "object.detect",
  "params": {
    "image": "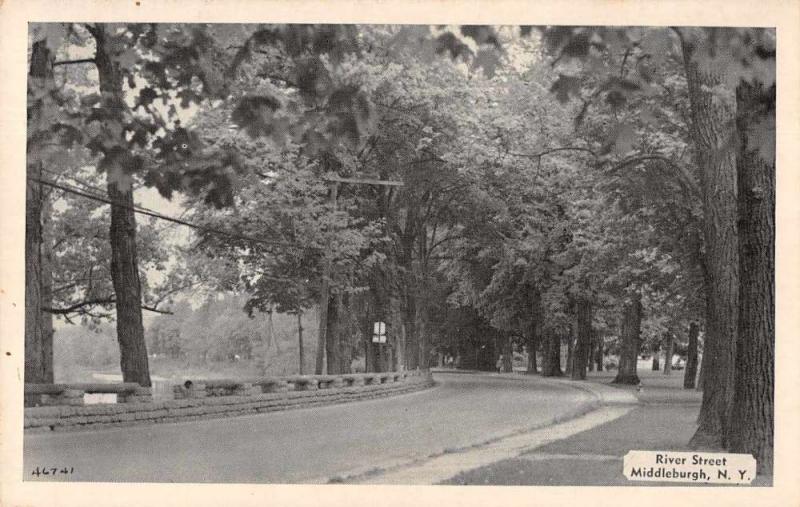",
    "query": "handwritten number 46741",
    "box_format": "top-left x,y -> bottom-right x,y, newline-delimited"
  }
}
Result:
31,466 -> 74,477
